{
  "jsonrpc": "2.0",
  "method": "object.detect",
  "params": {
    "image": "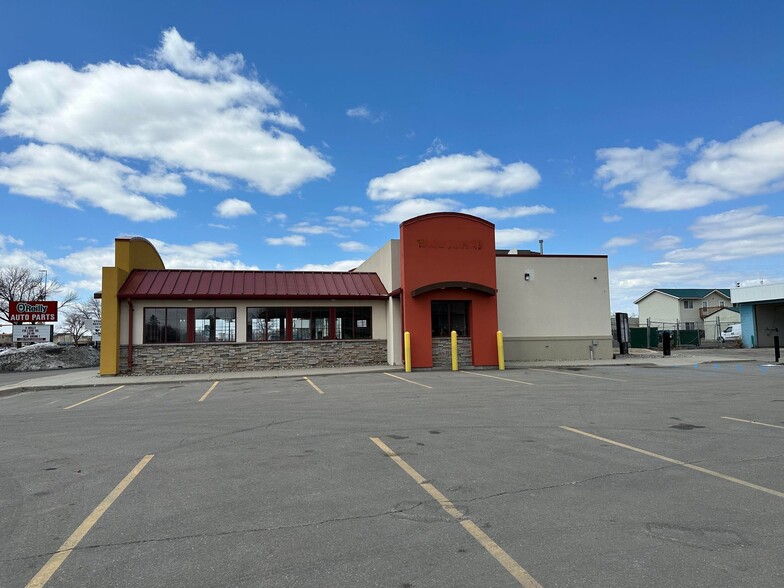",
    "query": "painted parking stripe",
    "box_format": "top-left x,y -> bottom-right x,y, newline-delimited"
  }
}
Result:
384,372 -> 433,389
532,368 -> 625,382
560,426 -> 784,499
303,376 -> 325,395
25,454 -> 154,588
721,416 -> 784,430
461,370 -> 534,386
370,437 -> 542,588
63,386 -> 125,410
199,381 -> 219,402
